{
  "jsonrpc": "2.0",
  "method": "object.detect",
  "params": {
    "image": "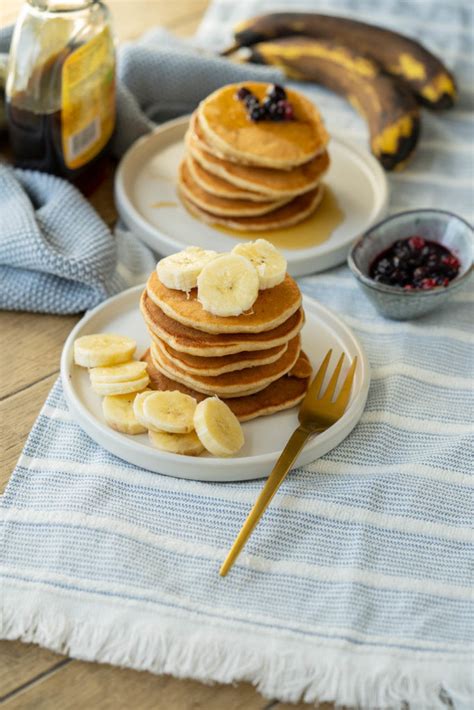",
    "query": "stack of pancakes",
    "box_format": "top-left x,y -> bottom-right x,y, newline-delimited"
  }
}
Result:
140,271 -> 312,422
179,82 -> 330,231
